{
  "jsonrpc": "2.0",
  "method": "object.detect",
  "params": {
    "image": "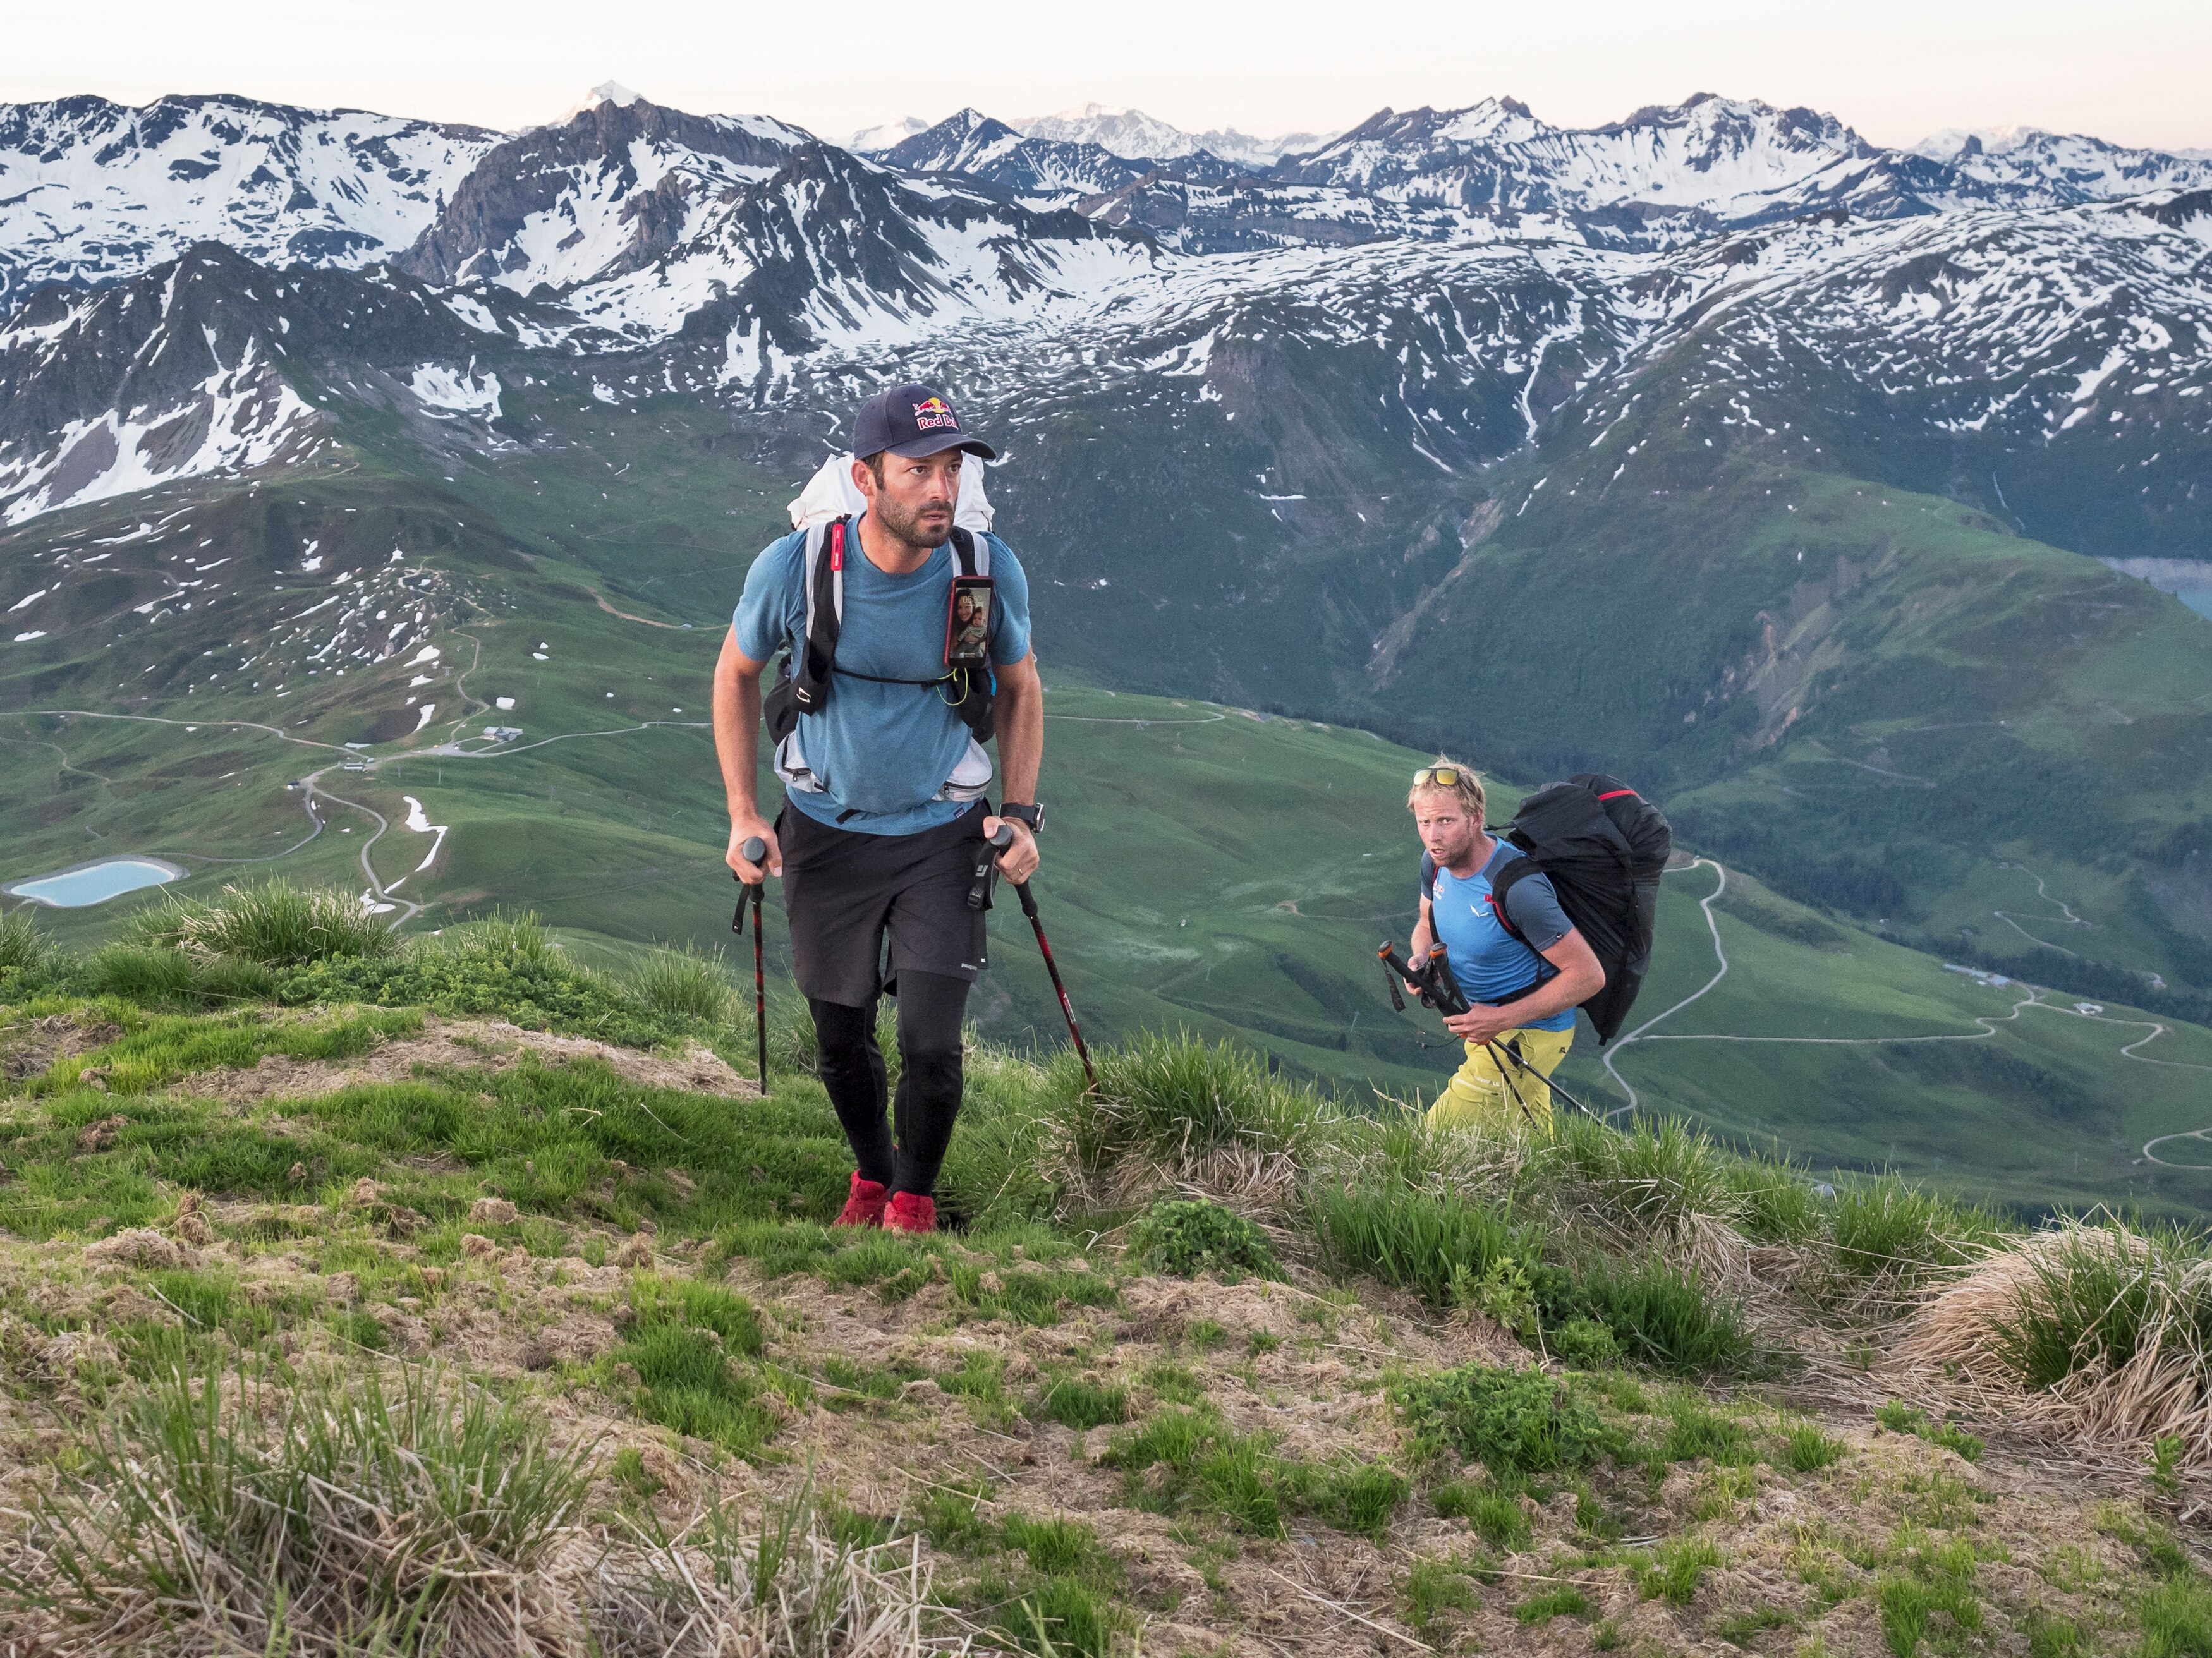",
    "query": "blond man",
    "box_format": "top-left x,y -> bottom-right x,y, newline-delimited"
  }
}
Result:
1406,761 -> 1605,1134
